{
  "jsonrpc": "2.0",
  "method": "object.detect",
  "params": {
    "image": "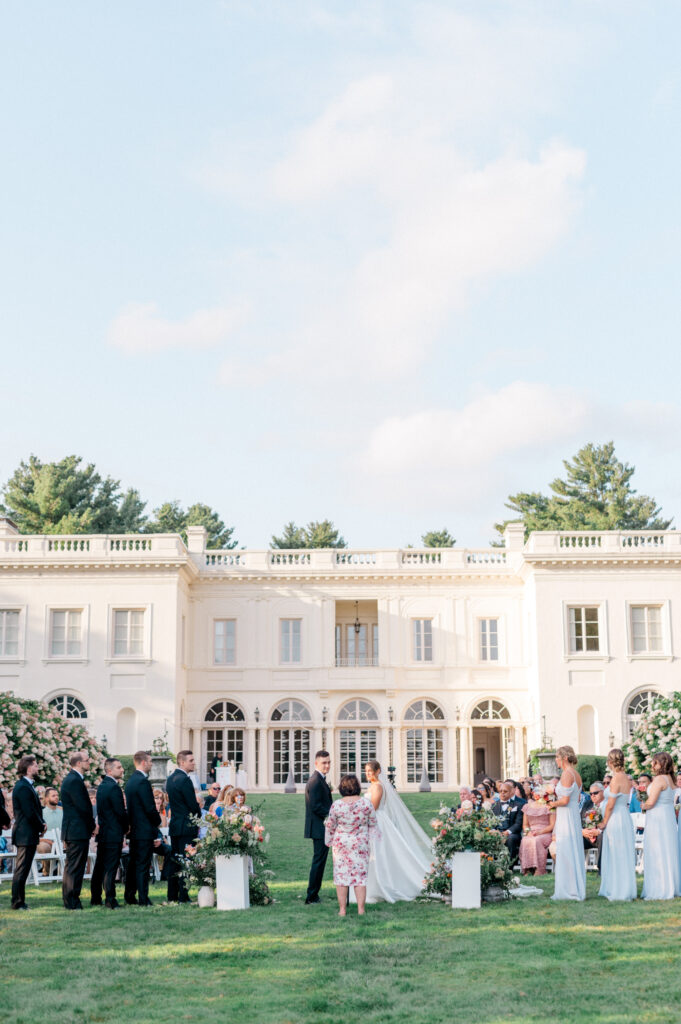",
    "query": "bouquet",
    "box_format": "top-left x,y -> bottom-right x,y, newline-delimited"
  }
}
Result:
182,805 -> 273,904
423,805 -> 514,898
